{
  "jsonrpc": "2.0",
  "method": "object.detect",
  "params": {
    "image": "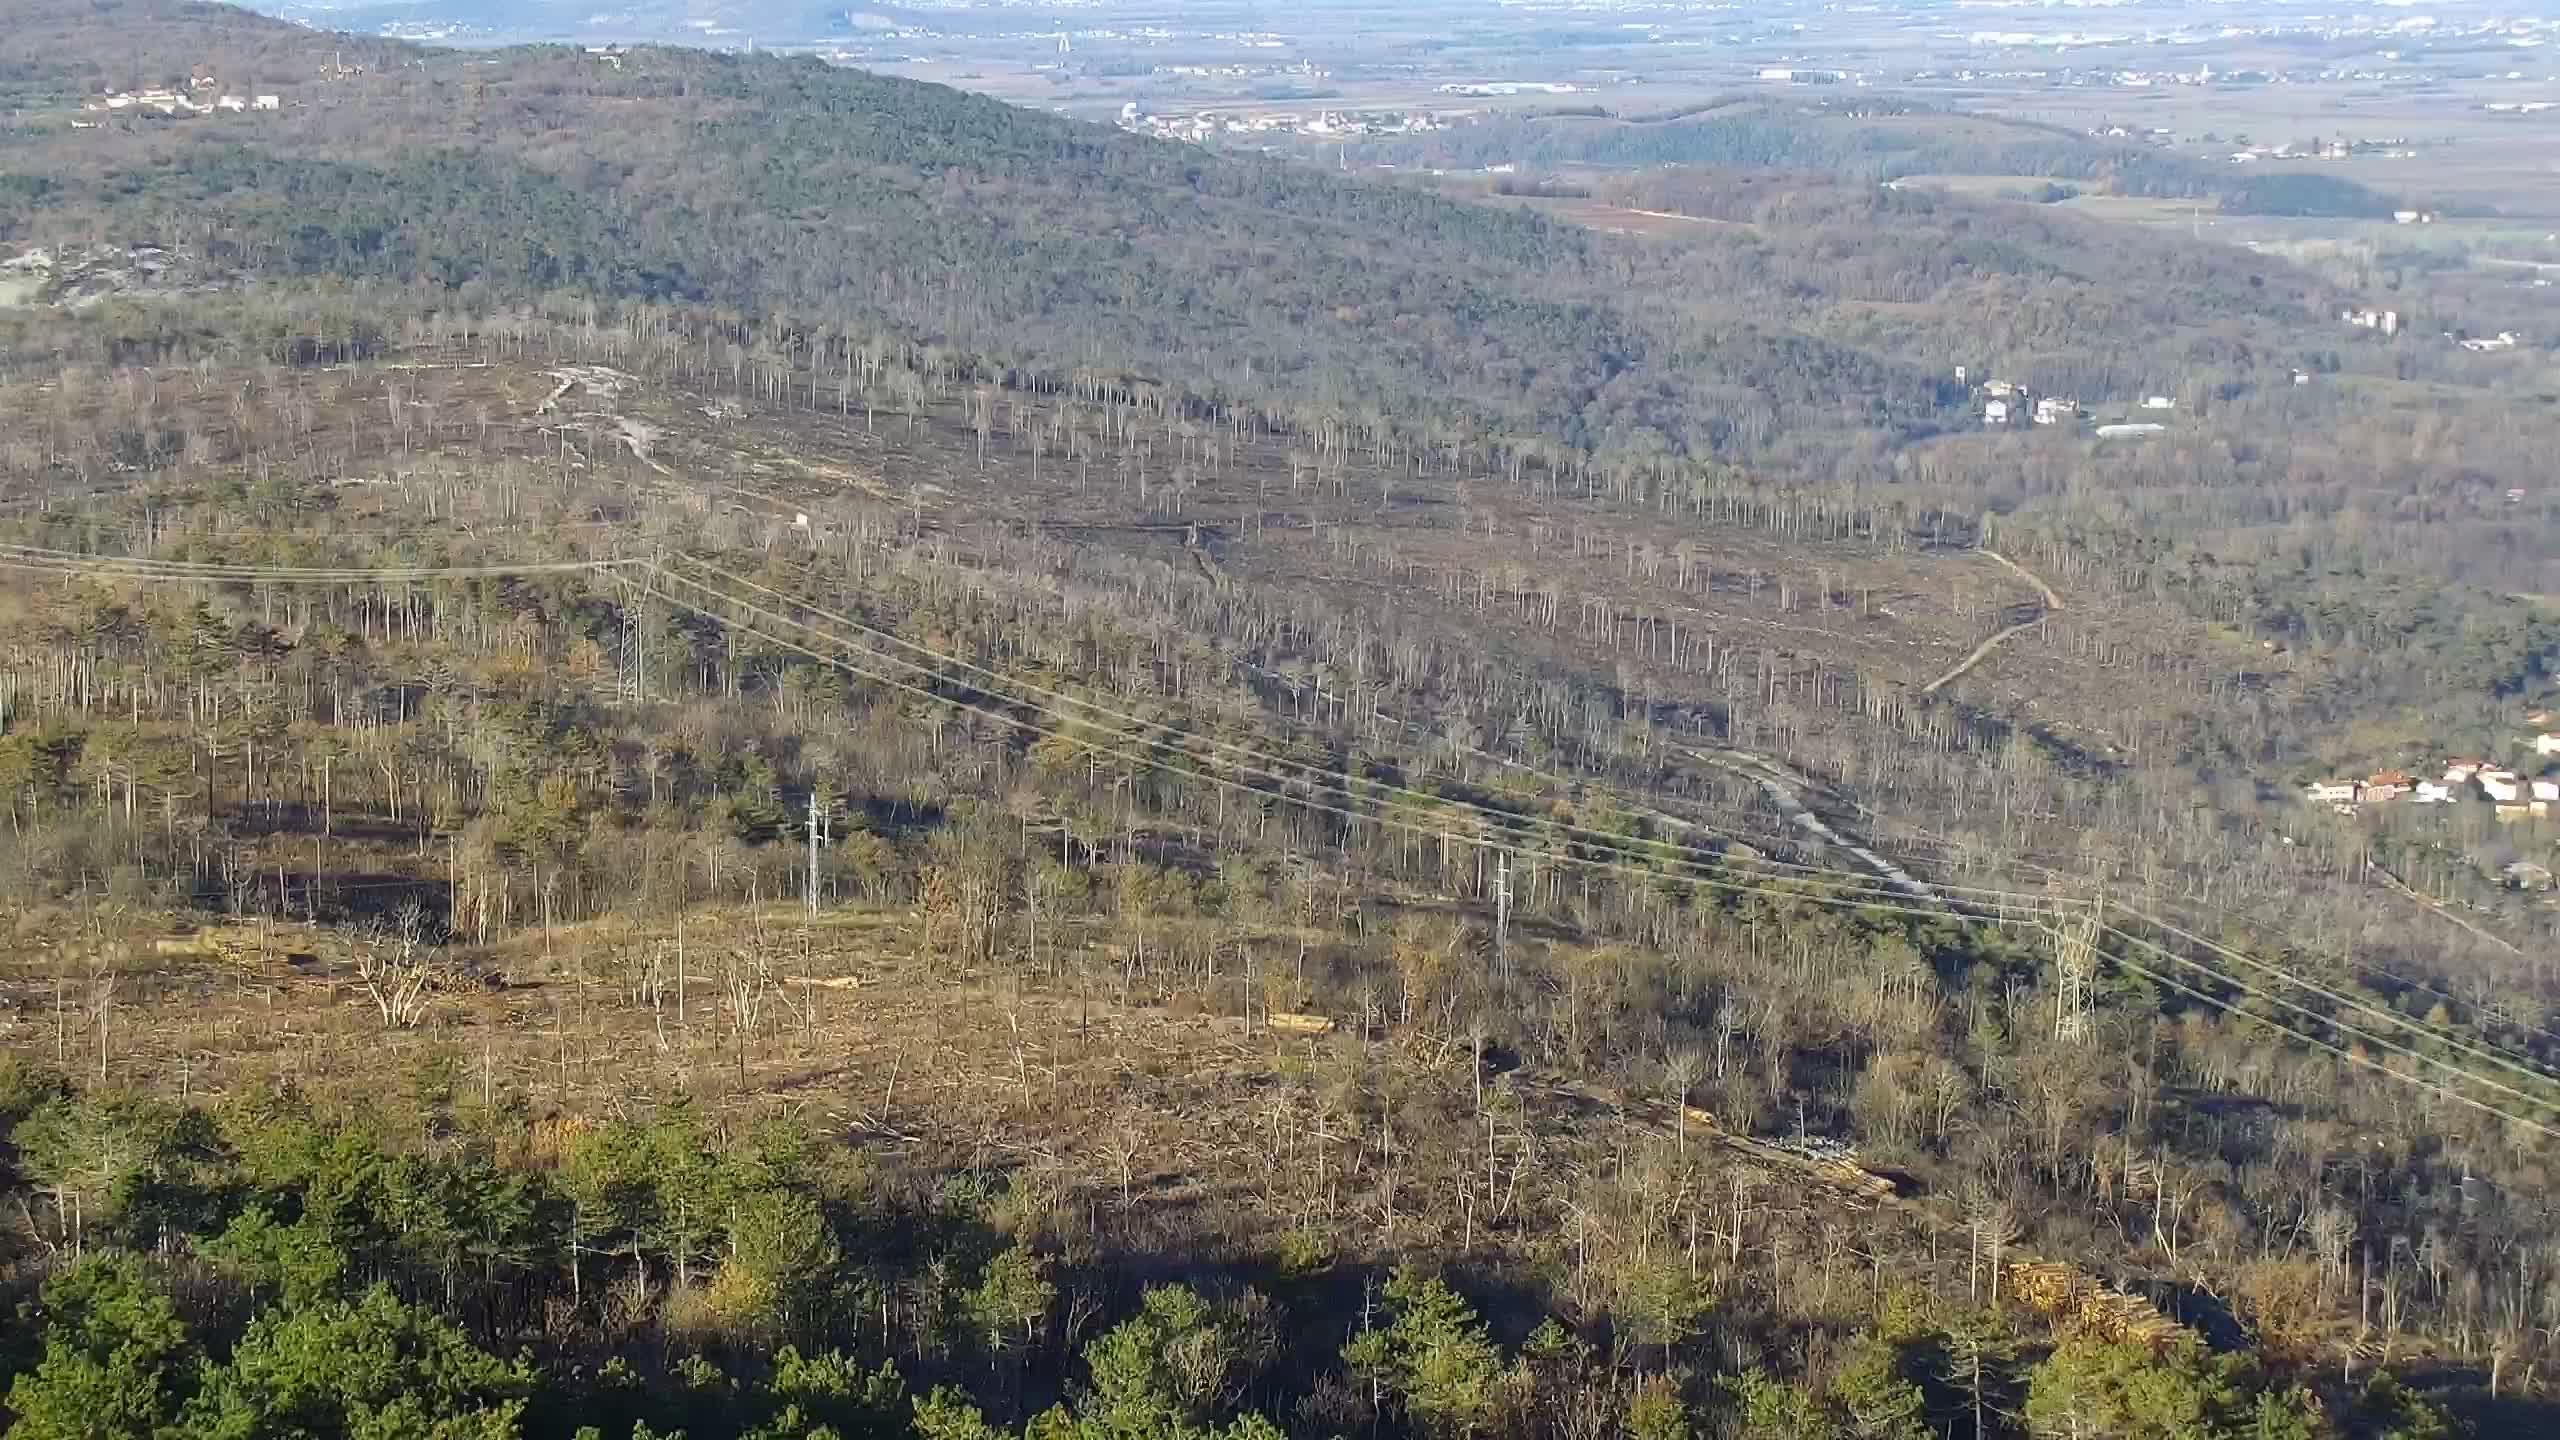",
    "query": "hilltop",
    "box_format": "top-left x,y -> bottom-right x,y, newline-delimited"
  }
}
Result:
1365,96 -> 2402,218
0,1 -> 2504,485
2,1 -> 1660,441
